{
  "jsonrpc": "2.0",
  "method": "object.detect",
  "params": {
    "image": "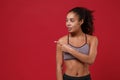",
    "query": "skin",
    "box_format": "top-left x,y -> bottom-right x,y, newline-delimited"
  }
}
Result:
55,11 -> 98,80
